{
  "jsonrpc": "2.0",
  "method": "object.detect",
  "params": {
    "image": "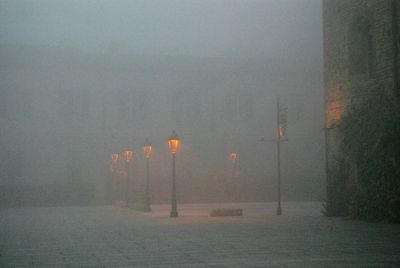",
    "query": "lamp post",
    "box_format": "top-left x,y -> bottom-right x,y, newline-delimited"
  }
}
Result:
229,152 -> 238,202
110,153 -> 119,204
260,96 -> 287,216
168,131 -> 180,217
123,149 -> 134,207
276,96 -> 285,216
143,139 -> 152,212
229,152 -> 238,180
